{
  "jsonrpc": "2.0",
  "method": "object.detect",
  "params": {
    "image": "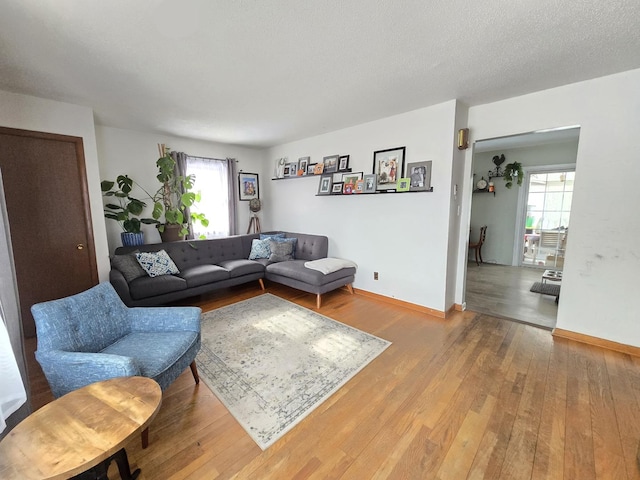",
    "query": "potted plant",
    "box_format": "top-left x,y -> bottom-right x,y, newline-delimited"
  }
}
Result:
101,175 -> 157,246
503,161 -> 524,189
151,145 -> 209,242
